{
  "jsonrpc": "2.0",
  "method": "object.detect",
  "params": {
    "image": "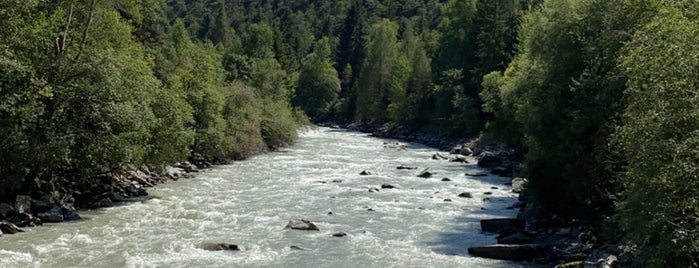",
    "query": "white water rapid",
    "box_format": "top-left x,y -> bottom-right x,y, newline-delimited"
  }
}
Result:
0,128 -> 529,268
